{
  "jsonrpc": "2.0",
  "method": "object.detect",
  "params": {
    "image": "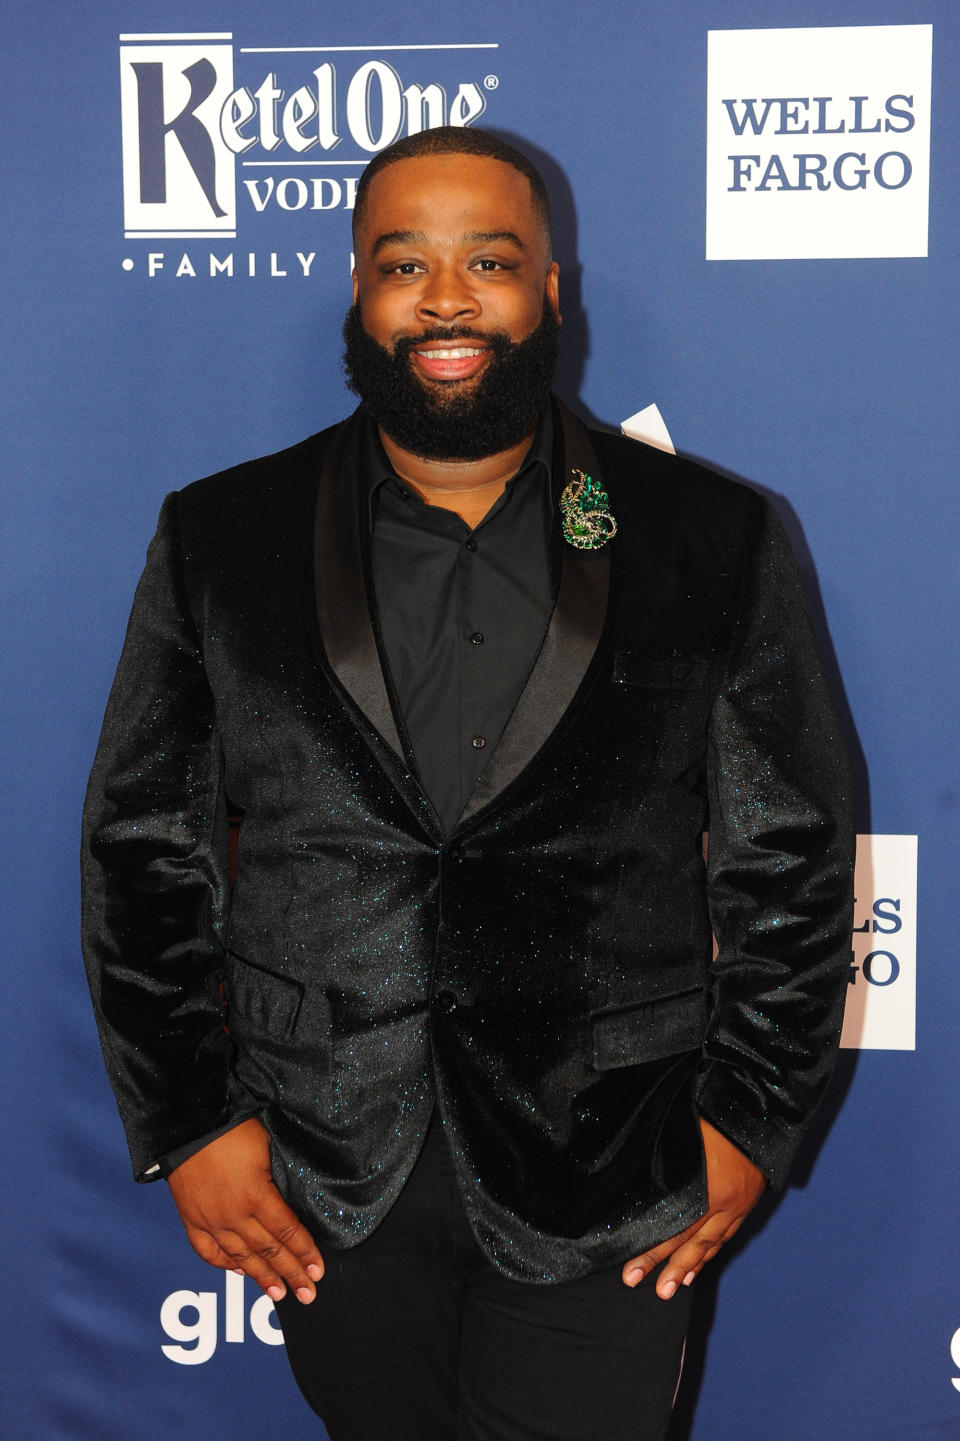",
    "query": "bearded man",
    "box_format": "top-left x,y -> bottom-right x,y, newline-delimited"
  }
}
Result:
82,127 -> 854,1441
